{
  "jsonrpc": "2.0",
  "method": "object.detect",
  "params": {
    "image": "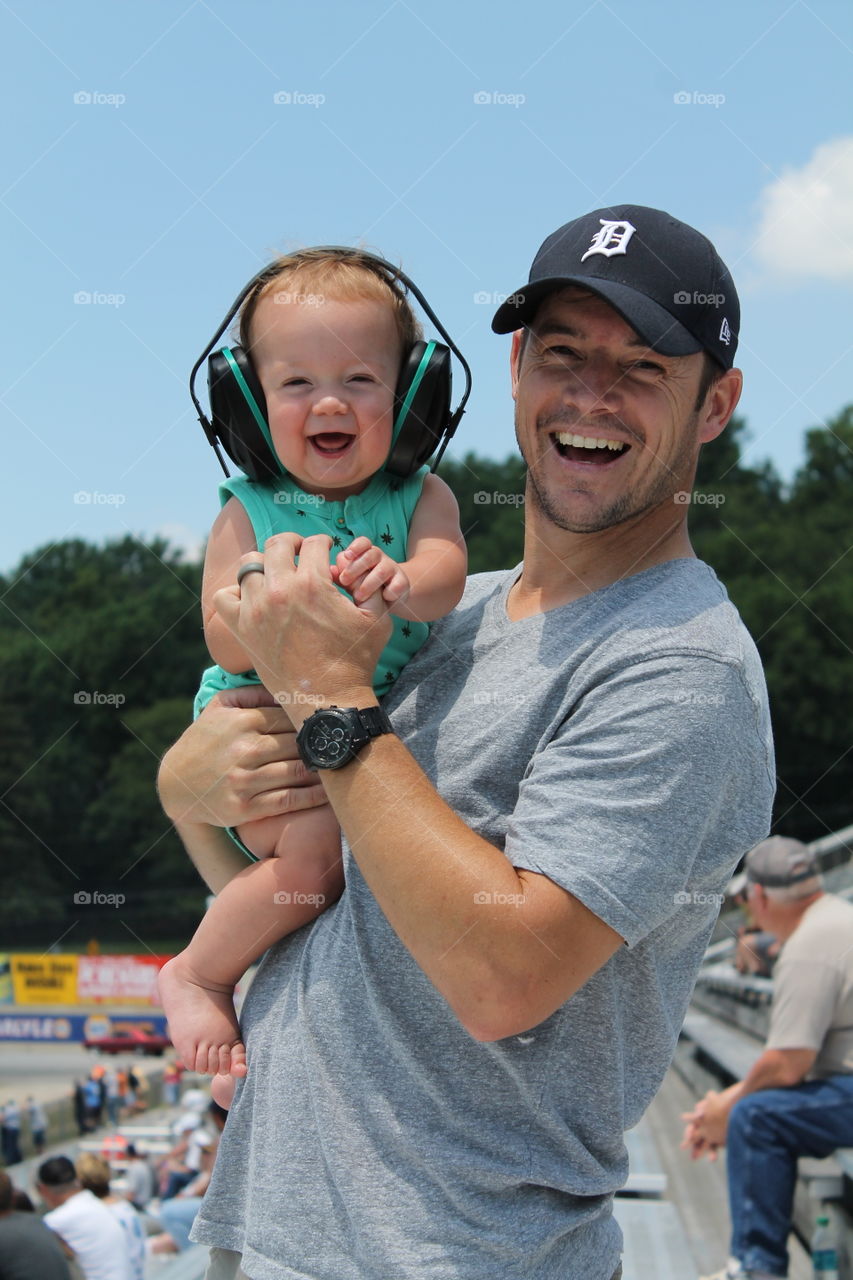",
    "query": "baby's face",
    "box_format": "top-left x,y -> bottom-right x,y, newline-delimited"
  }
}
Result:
250,293 -> 401,499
